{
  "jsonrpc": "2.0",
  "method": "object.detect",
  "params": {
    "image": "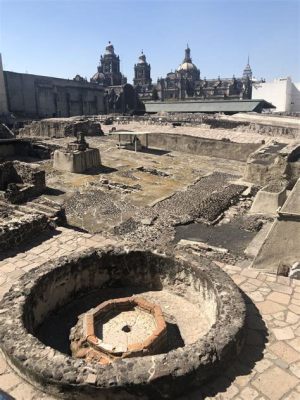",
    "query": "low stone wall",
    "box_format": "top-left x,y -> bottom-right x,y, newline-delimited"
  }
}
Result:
0,248 -> 245,400
19,118 -> 104,139
117,133 -> 260,162
239,122 -> 299,139
0,213 -> 49,252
